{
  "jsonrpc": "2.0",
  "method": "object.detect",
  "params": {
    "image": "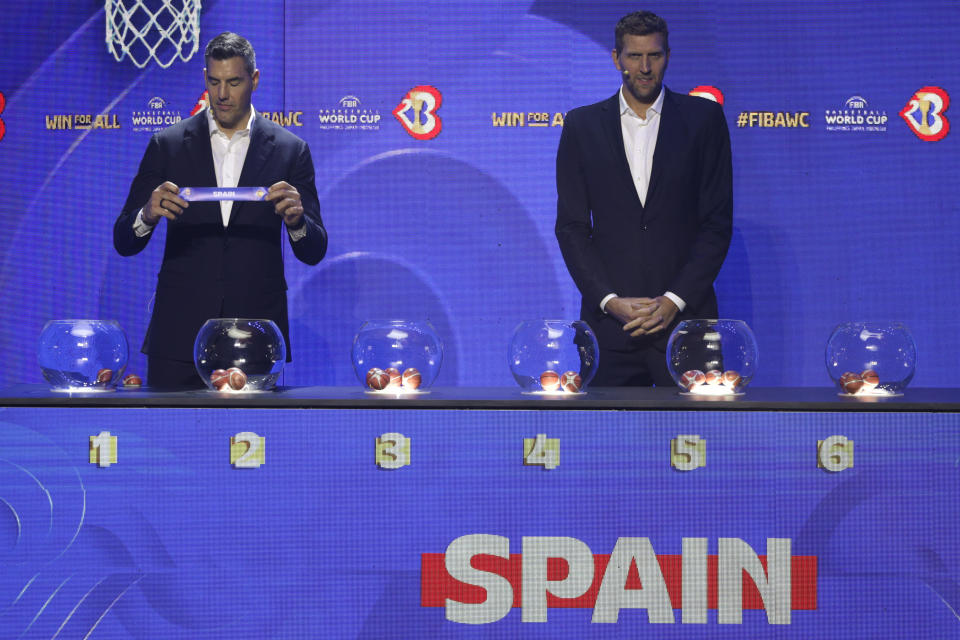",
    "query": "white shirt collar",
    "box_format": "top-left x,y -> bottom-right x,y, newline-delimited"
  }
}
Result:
206,105 -> 256,138
619,85 -> 665,119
